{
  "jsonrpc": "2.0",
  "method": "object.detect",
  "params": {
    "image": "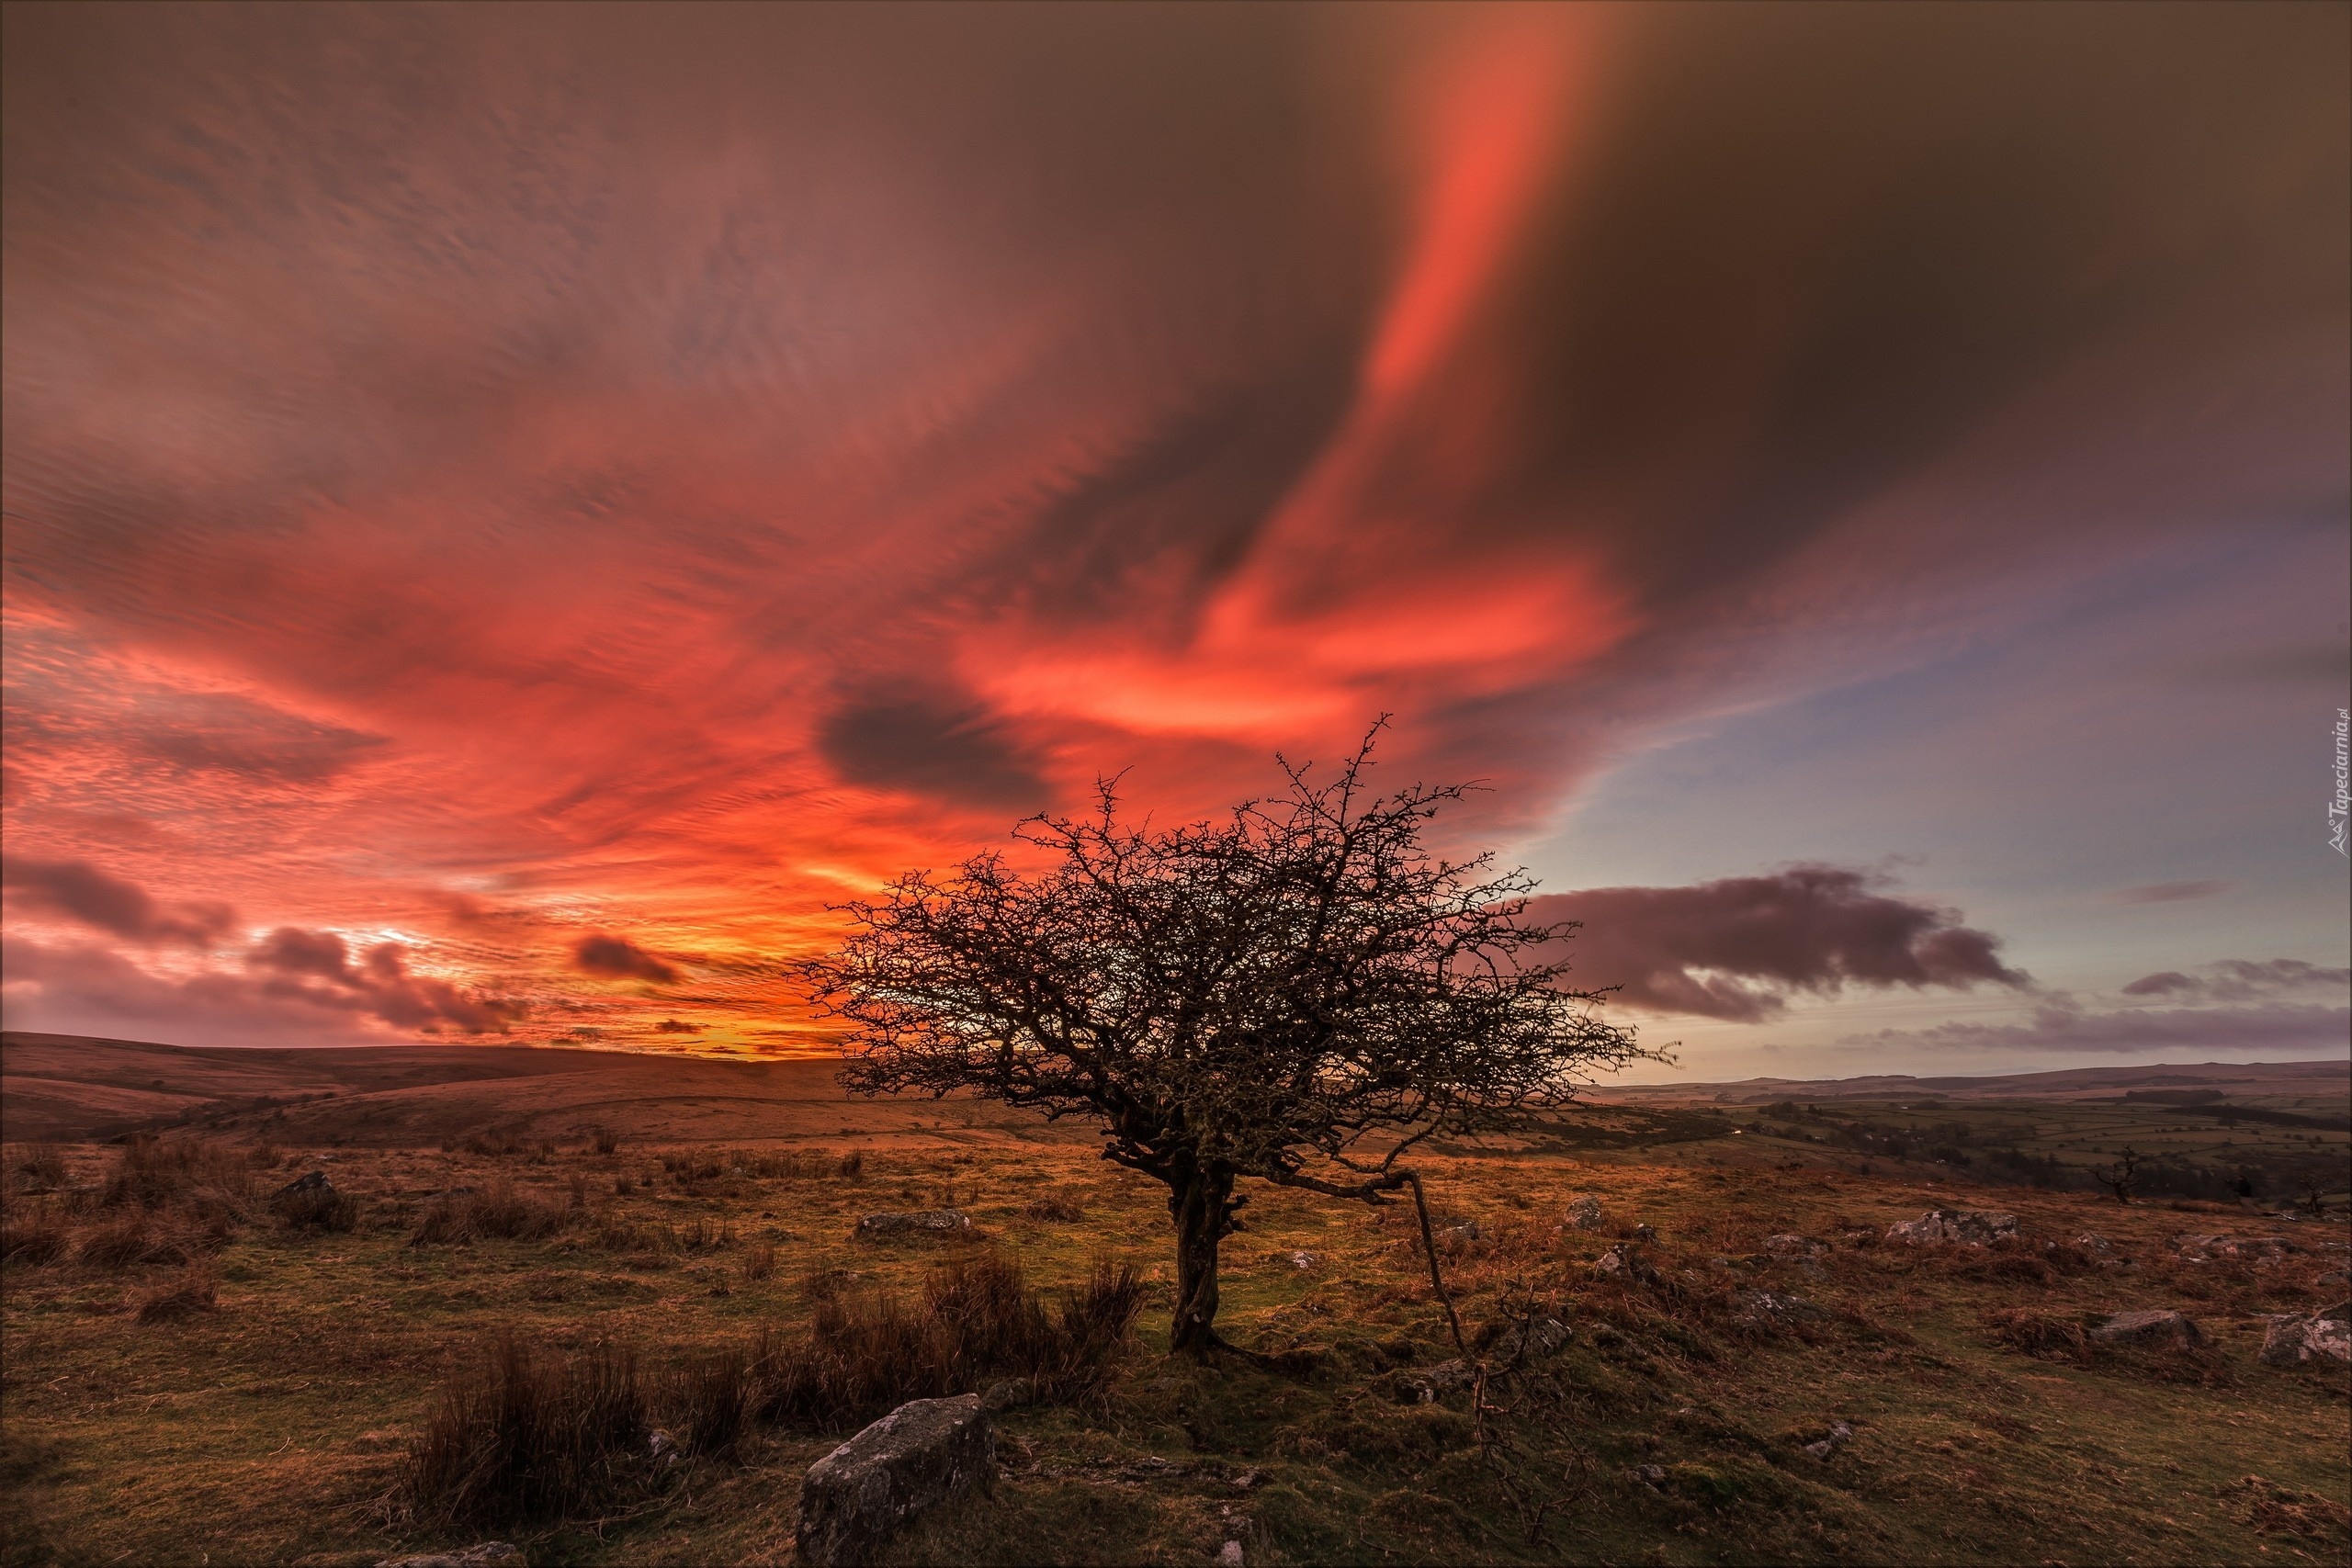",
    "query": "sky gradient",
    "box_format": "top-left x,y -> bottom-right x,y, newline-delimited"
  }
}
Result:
4,3 -> 2346,1077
